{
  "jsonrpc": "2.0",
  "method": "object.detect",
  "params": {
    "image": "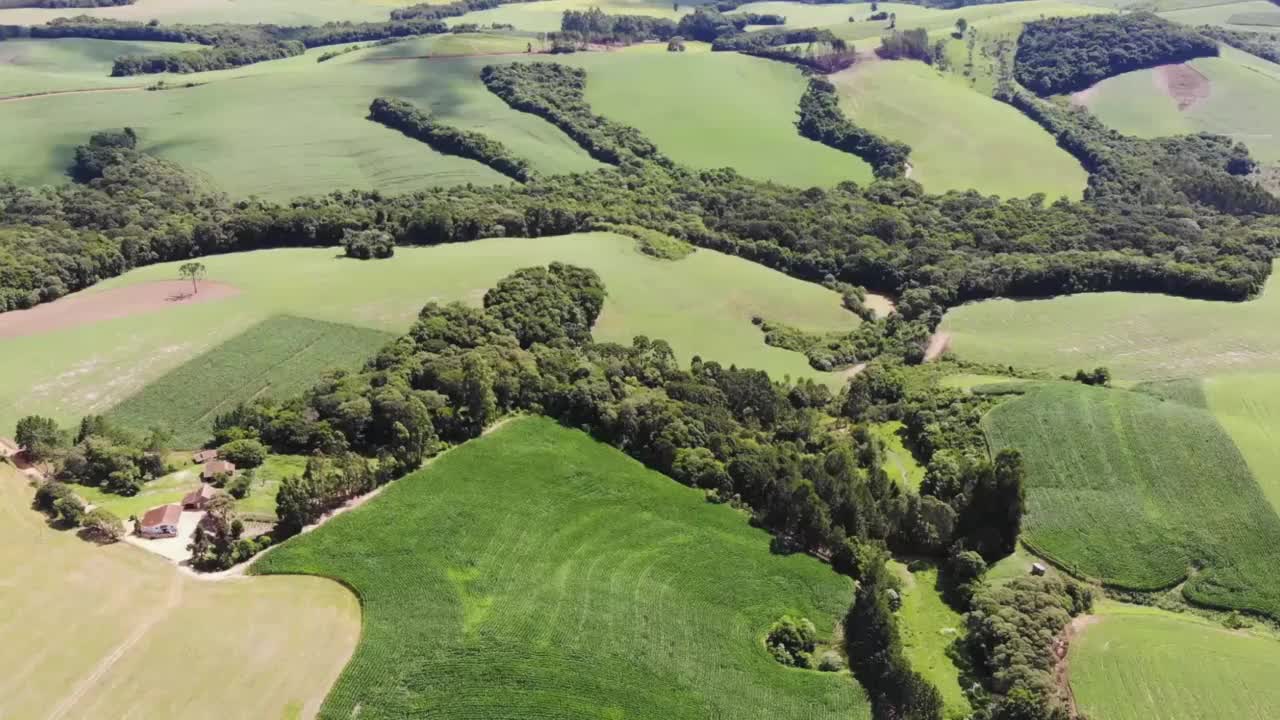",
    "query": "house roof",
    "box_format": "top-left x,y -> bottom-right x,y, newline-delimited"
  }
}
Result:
140,503 -> 182,528
202,460 -> 236,477
182,484 -> 216,505
193,449 -> 218,462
